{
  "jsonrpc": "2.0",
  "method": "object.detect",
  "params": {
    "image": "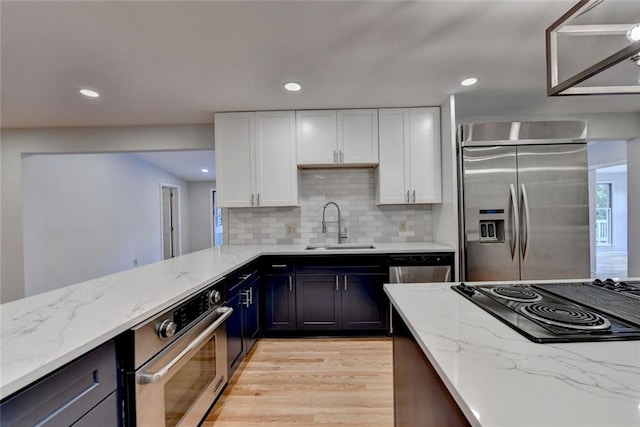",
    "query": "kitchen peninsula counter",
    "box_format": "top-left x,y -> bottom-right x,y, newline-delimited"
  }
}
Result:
0,242 -> 452,399
385,282 -> 640,427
